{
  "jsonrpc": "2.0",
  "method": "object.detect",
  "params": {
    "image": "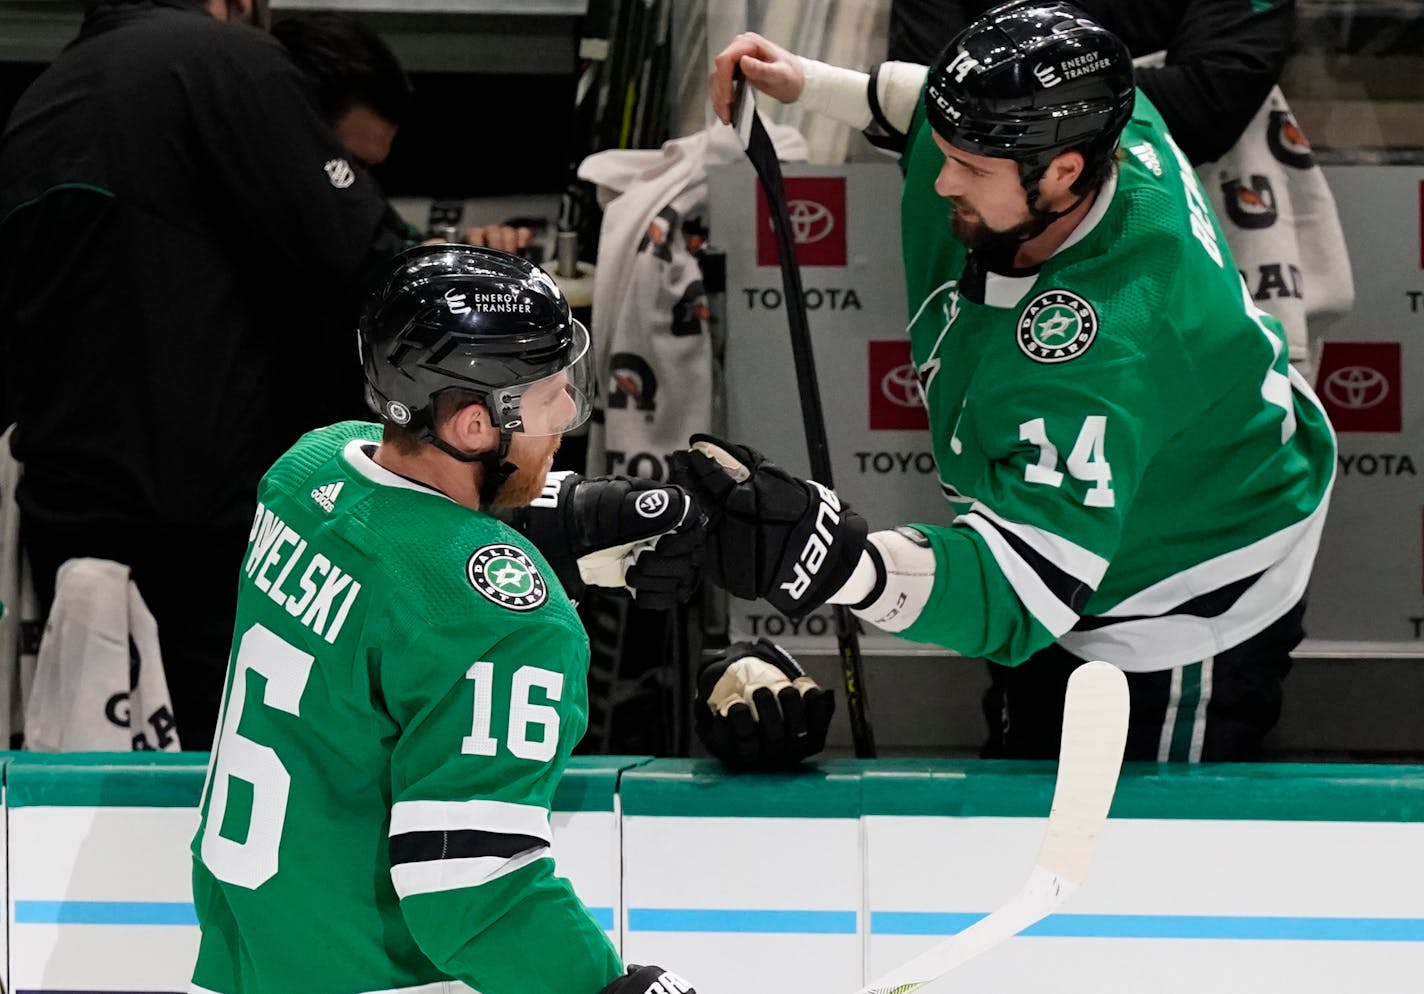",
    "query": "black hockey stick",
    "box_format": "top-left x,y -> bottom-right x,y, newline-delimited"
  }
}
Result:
730,73 -> 877,758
